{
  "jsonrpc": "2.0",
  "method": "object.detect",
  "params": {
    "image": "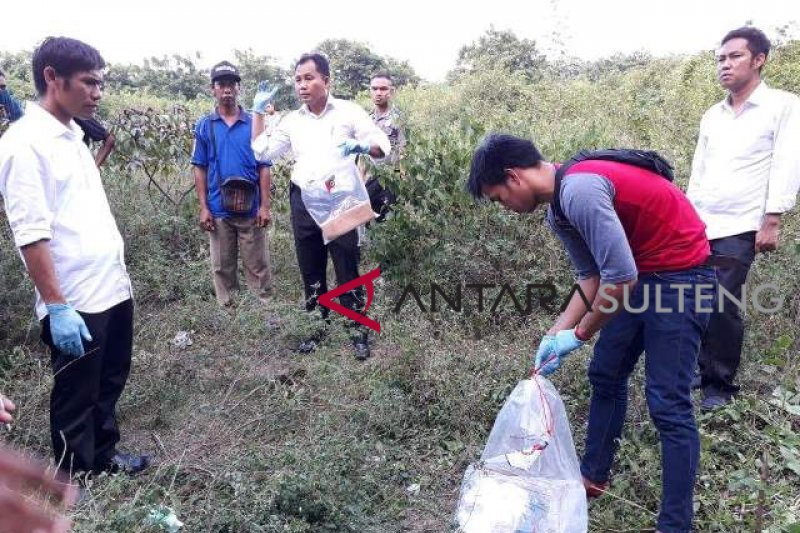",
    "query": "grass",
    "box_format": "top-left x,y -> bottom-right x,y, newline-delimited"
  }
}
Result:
1,136 -> 800,532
